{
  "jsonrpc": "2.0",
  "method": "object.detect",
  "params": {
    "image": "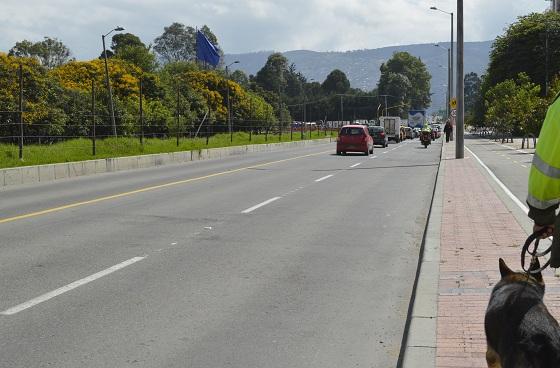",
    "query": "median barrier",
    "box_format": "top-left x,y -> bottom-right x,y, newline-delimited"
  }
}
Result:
0,138 -> 332,188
